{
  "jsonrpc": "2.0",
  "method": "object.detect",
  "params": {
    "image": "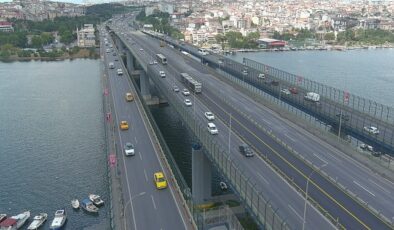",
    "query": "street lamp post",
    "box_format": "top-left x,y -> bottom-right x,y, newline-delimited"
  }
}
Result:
124,192 -> 146,230
228,113 -> 232,156
302,165 -> 325,230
